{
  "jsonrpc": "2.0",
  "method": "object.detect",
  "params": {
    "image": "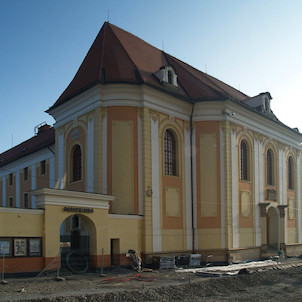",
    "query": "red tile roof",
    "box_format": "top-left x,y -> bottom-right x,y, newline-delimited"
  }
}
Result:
49,22 -> 248,110
0,126 -> 55,168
